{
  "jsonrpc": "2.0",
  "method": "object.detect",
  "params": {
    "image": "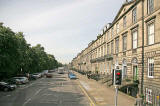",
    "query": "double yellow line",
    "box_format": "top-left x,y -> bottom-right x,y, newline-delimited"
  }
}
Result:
78,82 -> 95,106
